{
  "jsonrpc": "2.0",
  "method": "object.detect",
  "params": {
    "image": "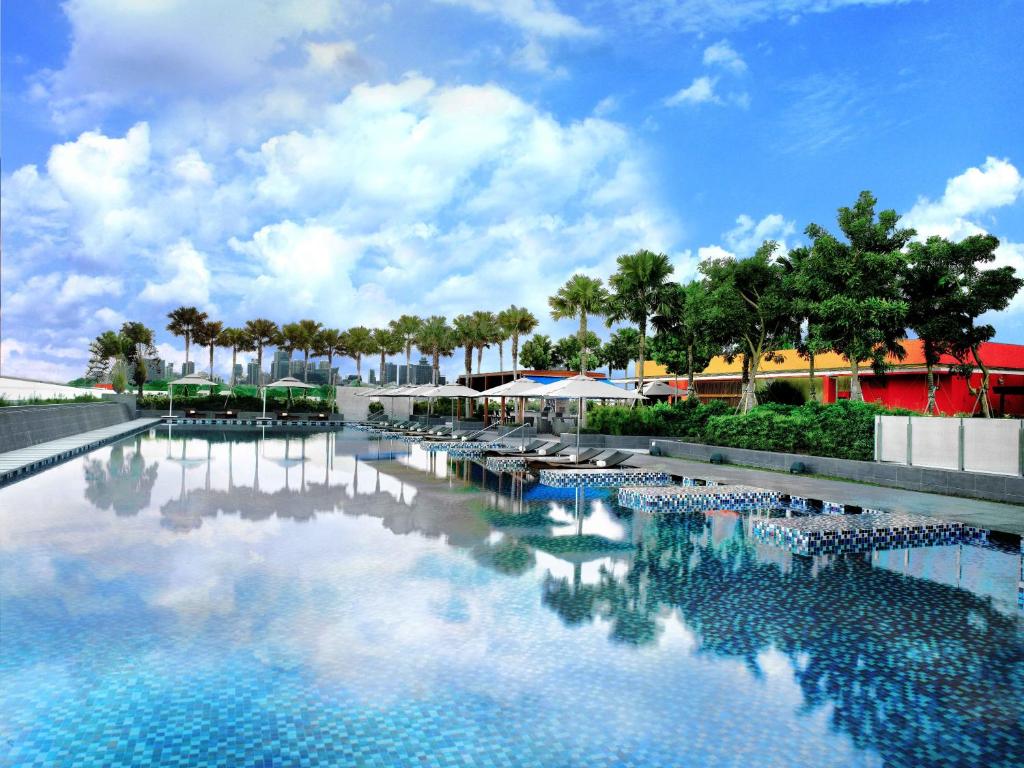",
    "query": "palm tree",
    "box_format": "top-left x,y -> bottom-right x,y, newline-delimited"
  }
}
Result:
471,310 -> 498,374
372,328 -> 403,385
313,328 -> 344,385
281,319 -> 322,382
415,316 -> 456,385
605,250 -> 675,393
549,274 -> 609,375
389,315 -> 422,385
498,305 -> 538,376
342,326 -> 374,382
243,319 -> 279,387
166,306 -> 208,370
192,319 -> 223,380
216,327 -> 254,386
453,314 -> 477,383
